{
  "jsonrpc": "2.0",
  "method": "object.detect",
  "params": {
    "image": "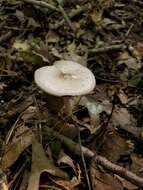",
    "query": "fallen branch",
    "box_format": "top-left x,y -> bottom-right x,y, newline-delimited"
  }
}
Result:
95,155 -> 143,188
44,126 -> 94,158
44,127 -> 143,188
